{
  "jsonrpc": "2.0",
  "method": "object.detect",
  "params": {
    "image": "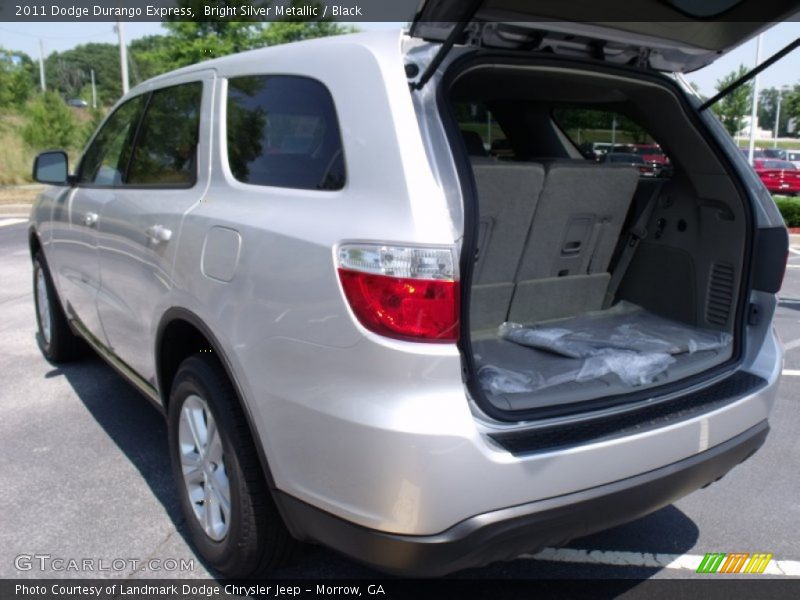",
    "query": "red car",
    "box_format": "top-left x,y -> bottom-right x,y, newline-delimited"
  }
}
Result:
753,159 -> 800,196
632,144 -> 669,165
